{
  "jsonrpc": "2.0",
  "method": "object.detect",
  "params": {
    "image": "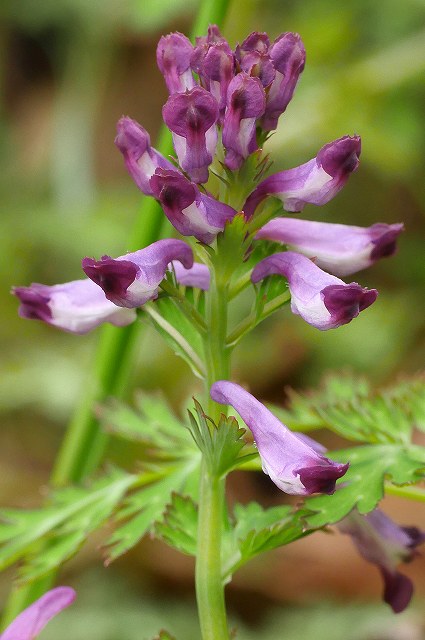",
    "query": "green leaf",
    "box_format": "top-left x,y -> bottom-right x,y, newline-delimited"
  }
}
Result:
104,459 -> 200,563
154,493 -> 198,556
0,469 -> 136,582
222,502 -> 308,580
304,443 -> 425,528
